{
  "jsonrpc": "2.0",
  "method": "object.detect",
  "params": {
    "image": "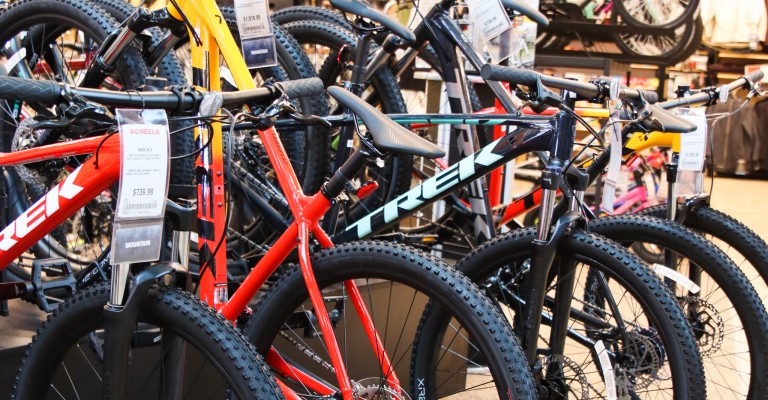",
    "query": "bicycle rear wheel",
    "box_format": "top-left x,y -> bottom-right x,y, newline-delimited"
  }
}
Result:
245,241 -> 537,399
613,15 -> 703,64
614,0 -> 700,29
13,283 -> 282,399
